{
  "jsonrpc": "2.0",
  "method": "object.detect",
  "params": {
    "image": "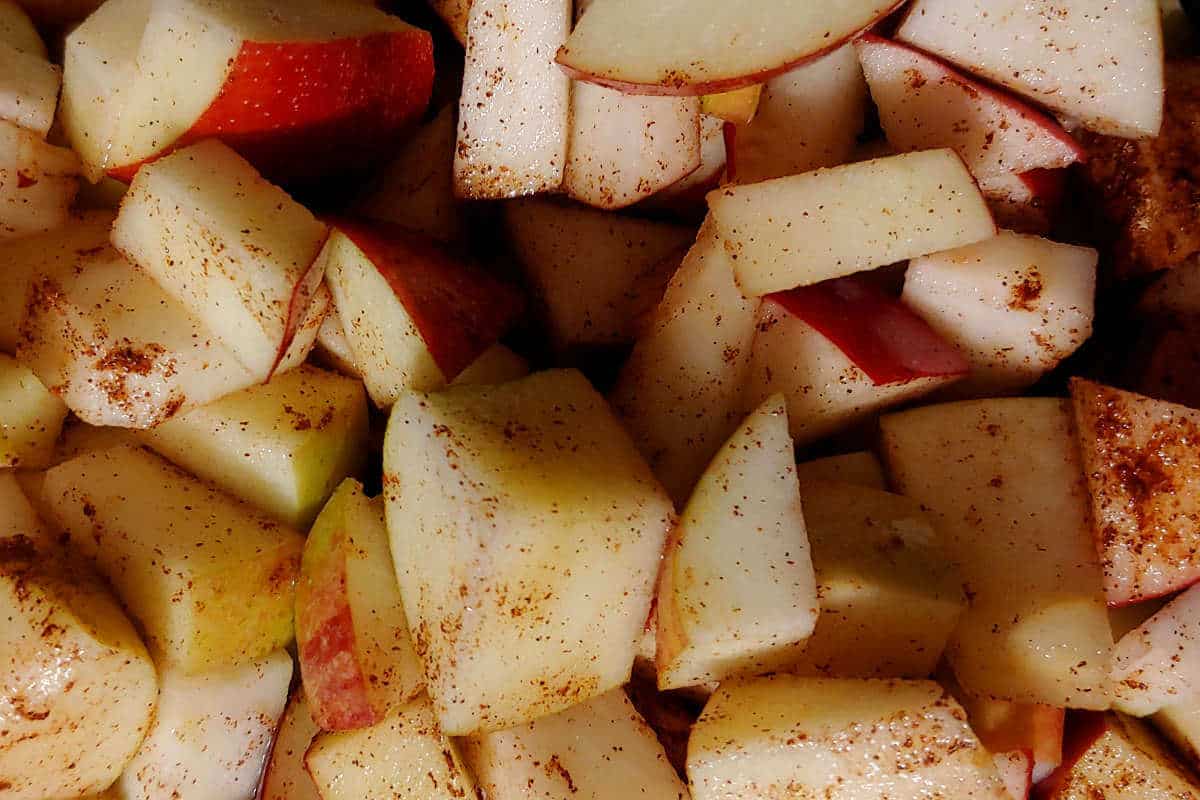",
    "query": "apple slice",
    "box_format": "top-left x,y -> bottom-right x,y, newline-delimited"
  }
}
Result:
67,0 -> 434,182
318,220 -> 523,409
902,230 -> 1097,396
794,451 -> 886,489
856,35 -> 1085,184
40,445 -> 304,672
789,481 -> 965,679
0,539 -> 158,800
304,695 -> 477,800
0,1 -> 46,57
881,398 -> 1113,708
688,676 -> 1009,800
313,312 -> 360,378
0,35 -> 59,137
0,119 -> 80,240
113,140 -> 330,380
610,219 -> 760,503
504,197 -> 692,349
734,44 -> 869,185
52,421 -> 138,468
1070,379 -> 1200,606
454,0 -> 571,199
642,113 -> 728,213
383,369 -> 674,735
896,0 -> 1164,138
1154,702 -> 1200,773
17,242 -> 258,429
709,148 -> 996,296
1110,583 -> 1200,716
556,0 -> 904,95
0,353 -> 67,469
0,471 -> 49,545
463,689 -> 688,798
656,395 -> 819,690
116,650 -> 292,800
740,279 -> 968,446
259,692 -> 321,800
